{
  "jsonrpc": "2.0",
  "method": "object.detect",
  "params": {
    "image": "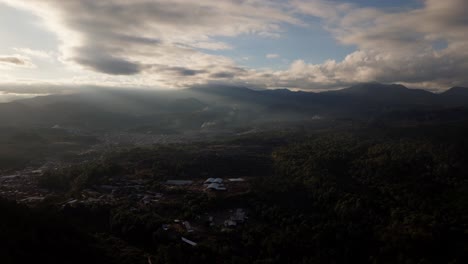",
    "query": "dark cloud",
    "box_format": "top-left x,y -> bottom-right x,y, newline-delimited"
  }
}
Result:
145,64 -> 207,77
0,56 -> 27,65
167,67 -> 206,76
75,54 -> 142,75
210,72 -> 236,79
209,66 -> 248,79
115,35 -> 161,46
